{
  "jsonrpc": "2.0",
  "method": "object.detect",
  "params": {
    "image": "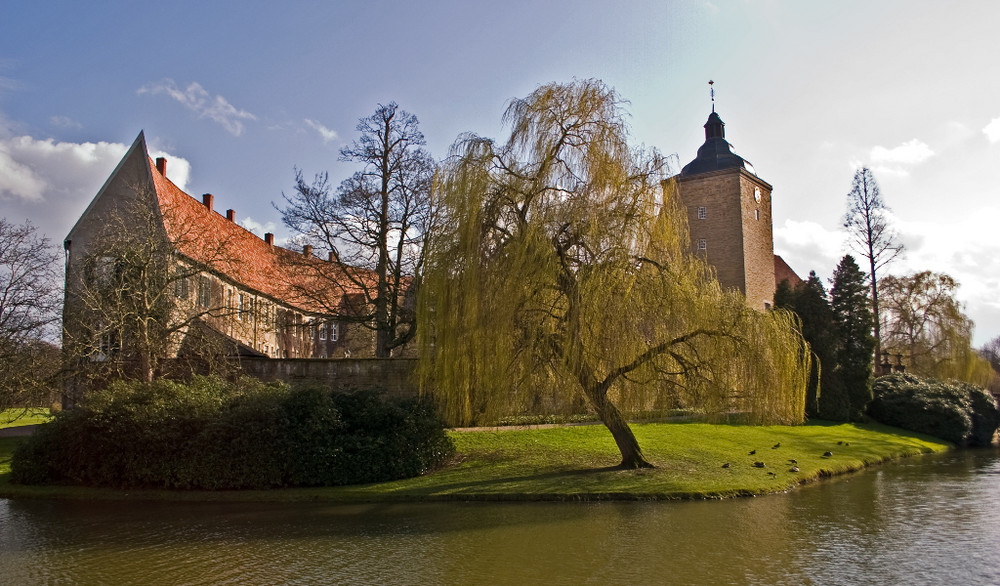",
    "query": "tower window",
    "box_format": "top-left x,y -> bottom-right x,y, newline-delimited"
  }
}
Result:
755,209 -> 760,221
697,206 -> 707,220
697,239 -> 707,251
